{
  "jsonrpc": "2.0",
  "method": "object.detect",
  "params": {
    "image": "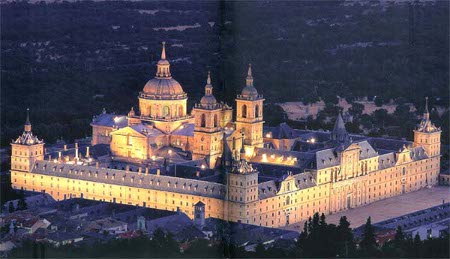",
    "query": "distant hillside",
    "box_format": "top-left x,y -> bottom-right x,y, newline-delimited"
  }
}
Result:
1,0 -> 448,146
